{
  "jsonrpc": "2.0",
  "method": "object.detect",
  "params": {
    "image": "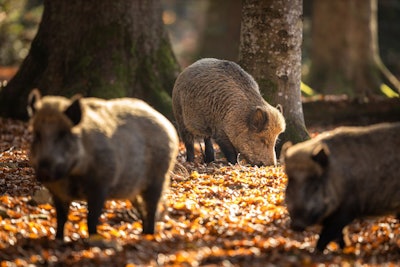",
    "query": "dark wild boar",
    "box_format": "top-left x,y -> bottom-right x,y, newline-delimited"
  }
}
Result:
282,122 -> 400,251
172,58 -> 286,166
27,89 -> 178,240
